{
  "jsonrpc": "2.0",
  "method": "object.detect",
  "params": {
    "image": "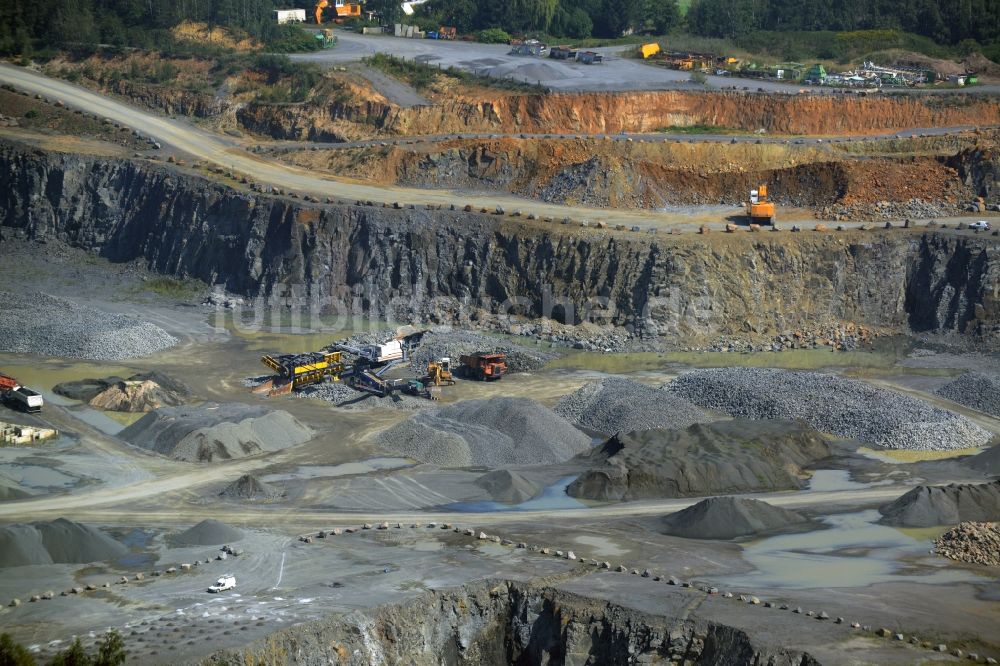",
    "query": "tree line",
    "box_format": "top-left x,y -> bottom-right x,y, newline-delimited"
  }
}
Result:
687,0 -> 999,46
